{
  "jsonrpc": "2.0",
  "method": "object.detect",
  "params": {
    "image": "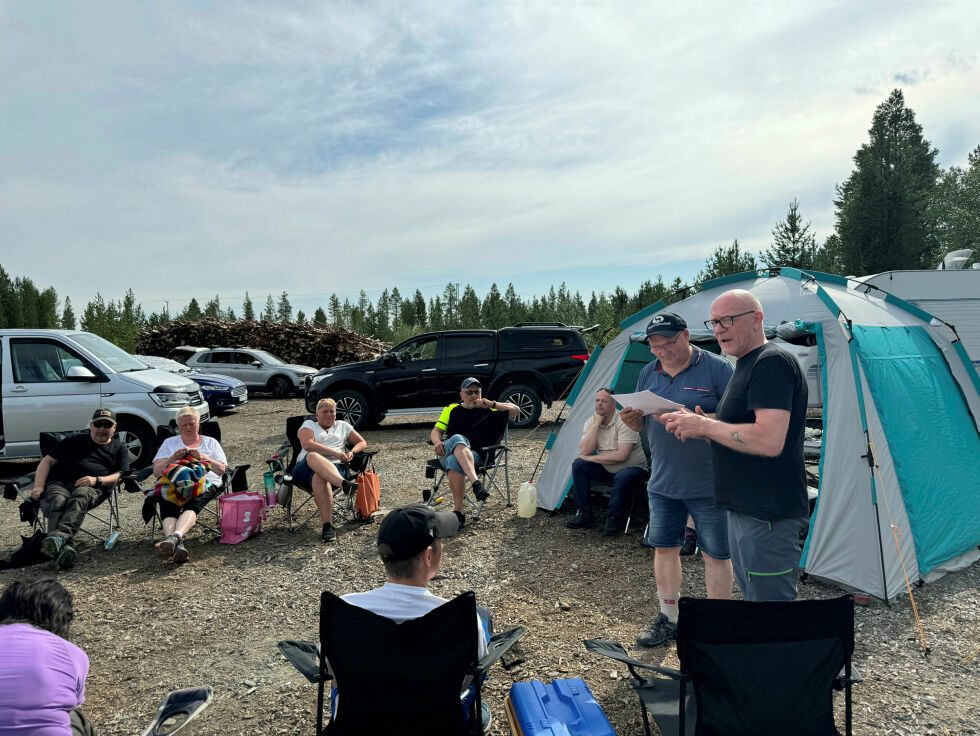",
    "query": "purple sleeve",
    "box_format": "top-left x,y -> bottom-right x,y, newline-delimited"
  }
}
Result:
69,642 -> 90,704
